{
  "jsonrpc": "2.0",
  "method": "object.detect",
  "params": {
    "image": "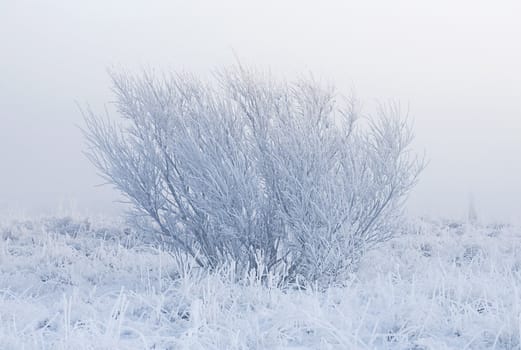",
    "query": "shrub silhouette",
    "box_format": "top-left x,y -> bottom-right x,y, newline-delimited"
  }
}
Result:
83,66 -> 423,286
